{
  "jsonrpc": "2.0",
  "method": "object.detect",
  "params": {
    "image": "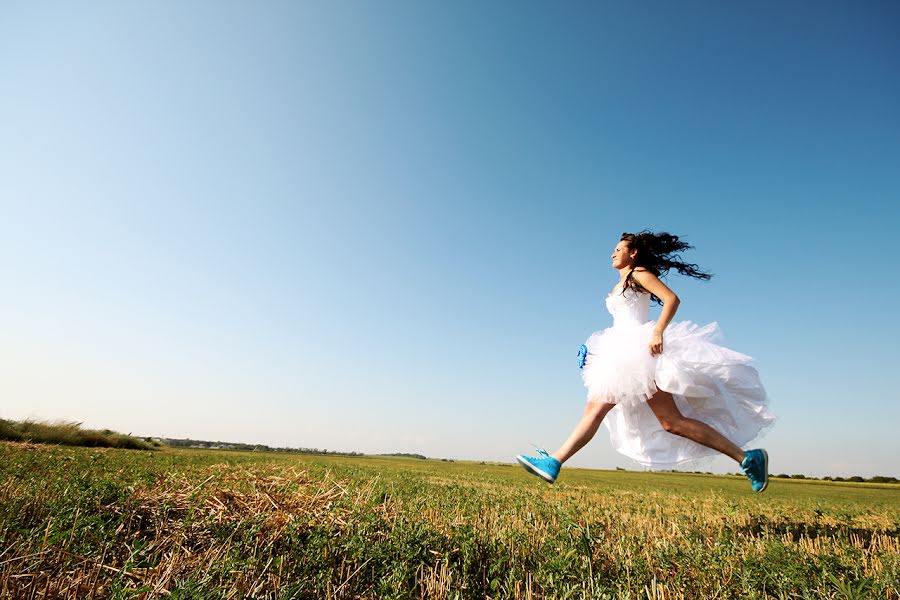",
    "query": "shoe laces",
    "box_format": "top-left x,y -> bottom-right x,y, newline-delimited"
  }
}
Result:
742,455 -> 761,481
531,444 -> 551,460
